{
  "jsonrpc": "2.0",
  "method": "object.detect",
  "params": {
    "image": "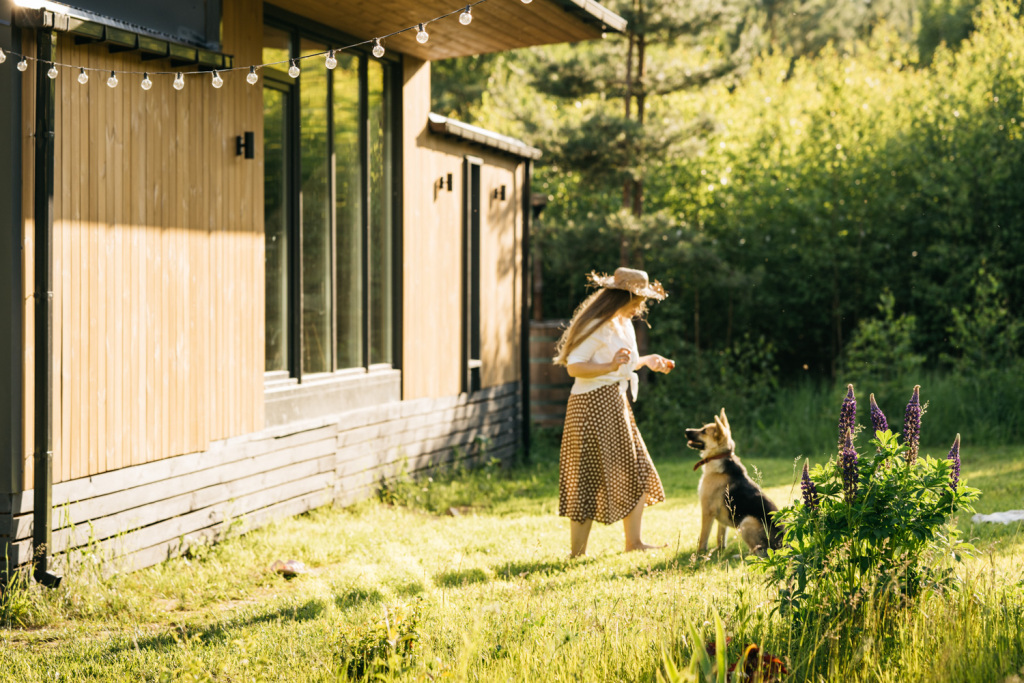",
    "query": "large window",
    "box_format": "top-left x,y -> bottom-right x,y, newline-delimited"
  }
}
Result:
263,17 -> 399,382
